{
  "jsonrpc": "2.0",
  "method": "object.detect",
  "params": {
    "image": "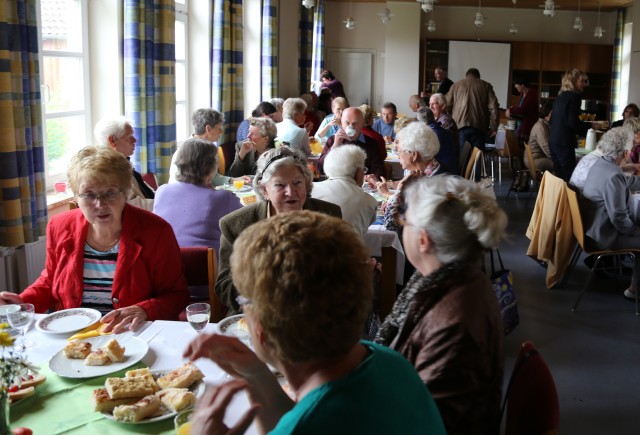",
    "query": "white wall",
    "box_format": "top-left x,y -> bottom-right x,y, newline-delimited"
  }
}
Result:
278,2 -> 301,103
